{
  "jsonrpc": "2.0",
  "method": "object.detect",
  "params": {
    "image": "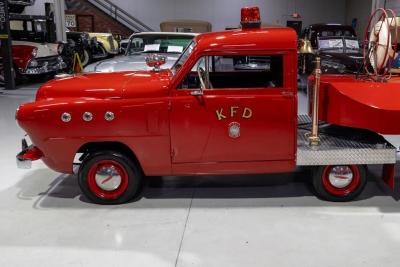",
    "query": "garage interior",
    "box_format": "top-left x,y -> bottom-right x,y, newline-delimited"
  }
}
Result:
1,0 -> 400,267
